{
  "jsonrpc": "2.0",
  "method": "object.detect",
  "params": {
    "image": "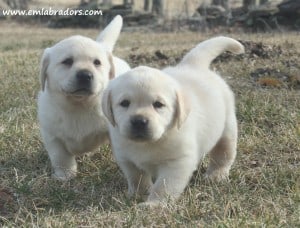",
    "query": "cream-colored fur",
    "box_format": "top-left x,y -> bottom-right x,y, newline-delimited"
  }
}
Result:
38,15 -> 130,180
102,36 -> 244,205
